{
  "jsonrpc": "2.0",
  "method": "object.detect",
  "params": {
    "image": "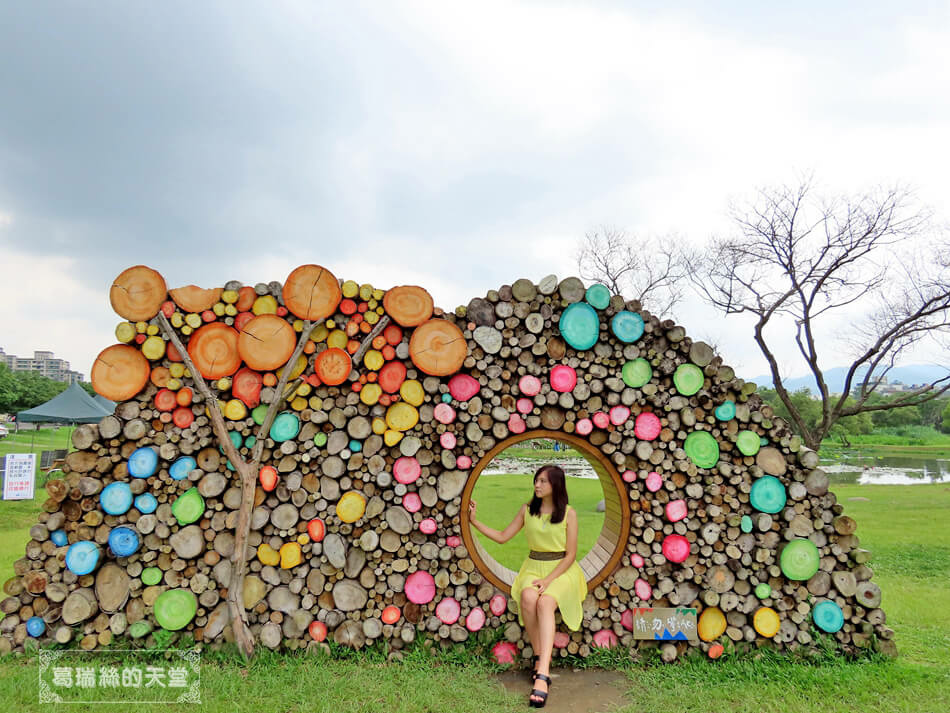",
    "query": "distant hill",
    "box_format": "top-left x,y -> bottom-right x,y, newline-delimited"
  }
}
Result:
750,364 -> 950,395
